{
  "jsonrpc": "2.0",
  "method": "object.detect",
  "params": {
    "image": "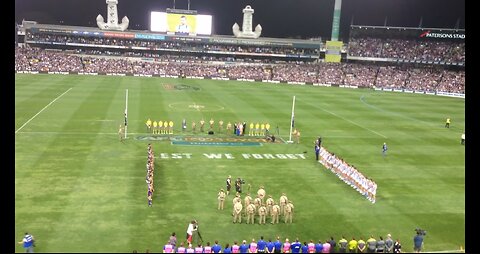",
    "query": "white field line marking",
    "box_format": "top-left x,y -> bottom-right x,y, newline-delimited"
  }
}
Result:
321,108 -> 388,139
15,88 -> 73,134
